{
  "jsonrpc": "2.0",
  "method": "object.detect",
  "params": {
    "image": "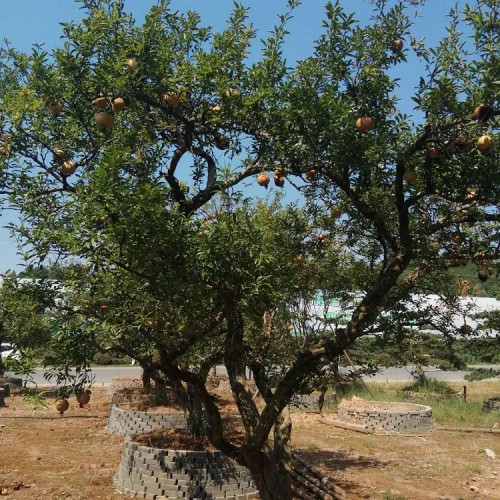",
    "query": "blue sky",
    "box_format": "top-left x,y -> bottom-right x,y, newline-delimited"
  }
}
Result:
0,0 -> 464,272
